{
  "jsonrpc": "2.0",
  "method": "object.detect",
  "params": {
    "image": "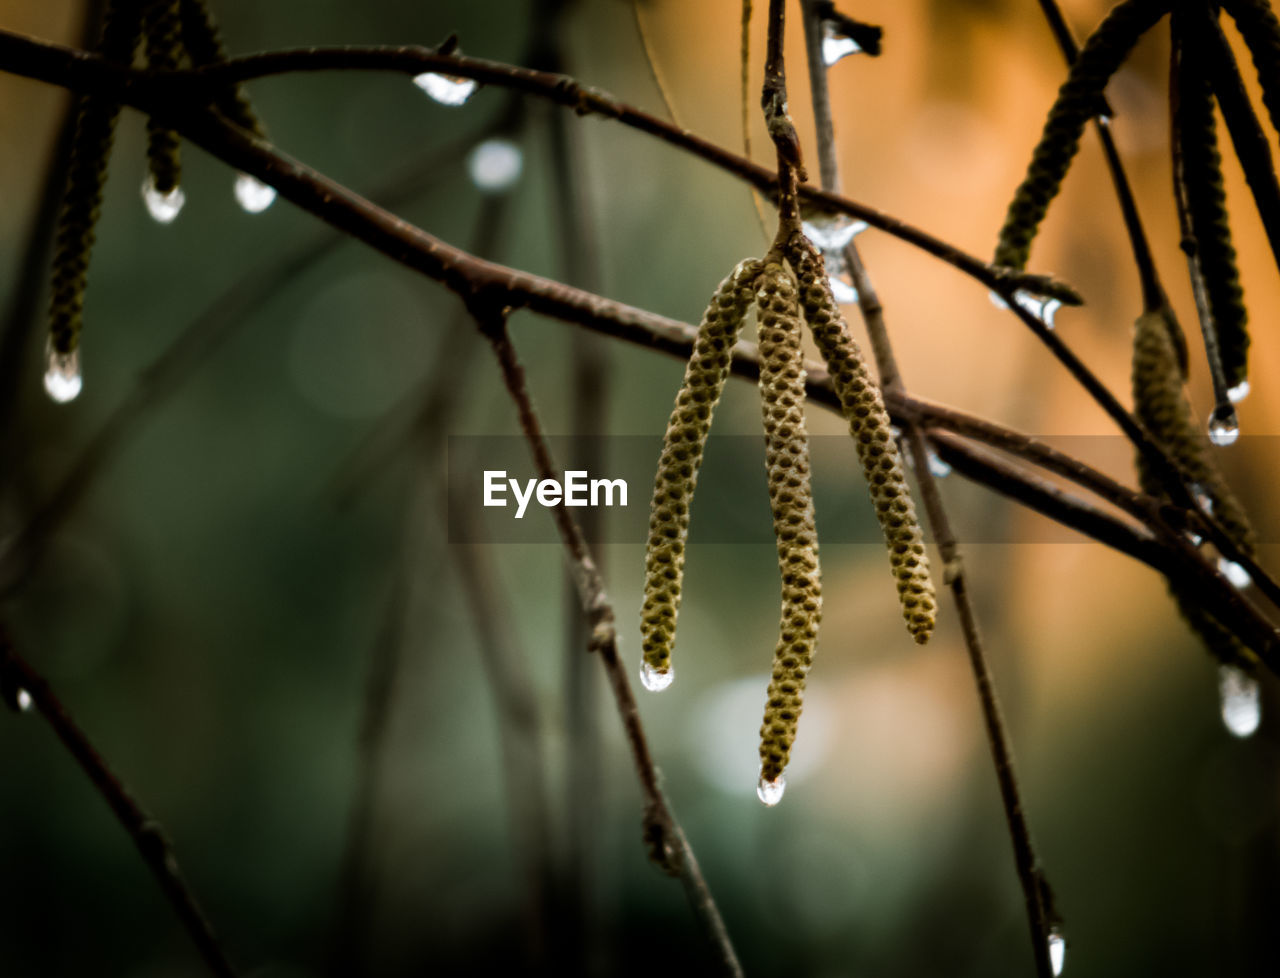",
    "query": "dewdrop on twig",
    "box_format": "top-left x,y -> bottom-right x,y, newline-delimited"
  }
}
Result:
1013,289 -> 1063,330
15,689 -> 32,713
414,72 -> 478,106
141,173 -> 185,224
640,258 -> 763,688
821,21 -> 863,67
1219,664 -> 1261,738
801,212 -> 866,253
234,173 -> 277,213
754,260 -> 823,789
788,236 -> 936,644
1048,926 -> 1066,976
